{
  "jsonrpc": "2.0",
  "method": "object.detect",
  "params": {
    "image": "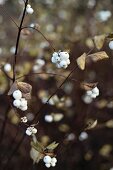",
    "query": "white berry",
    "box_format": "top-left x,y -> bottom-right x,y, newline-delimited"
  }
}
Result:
26,5 -> 34,14
45,115 -> 53,123
13,90 -> 22,100
19,105 -> 28,111
59,52 -> 69,60
26,128 -> 32,136
43,156 -> 52,164
4,63 -> 11,72
51,162 -> 56,167
52,52 -> 59,58
51,157 -> 57,164
13,99 -> 21,108
45,163 -> 51,168
32,127 -> 37,134
91,93 -> 97,98
66,59 -> 70,65
59,60 -> 68,68
51,57 -> 57,63
20,98 -> 27,107
92,87 -> 99,95
86,90 -> 92,96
